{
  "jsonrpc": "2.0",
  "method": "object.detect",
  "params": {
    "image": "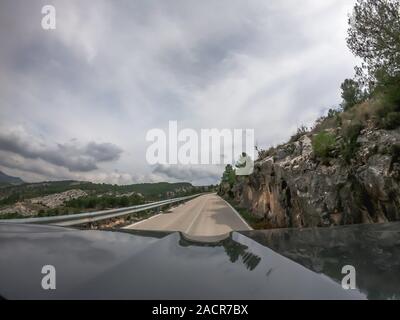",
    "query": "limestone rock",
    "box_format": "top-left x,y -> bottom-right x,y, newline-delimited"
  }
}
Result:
221,128 -> 400,229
